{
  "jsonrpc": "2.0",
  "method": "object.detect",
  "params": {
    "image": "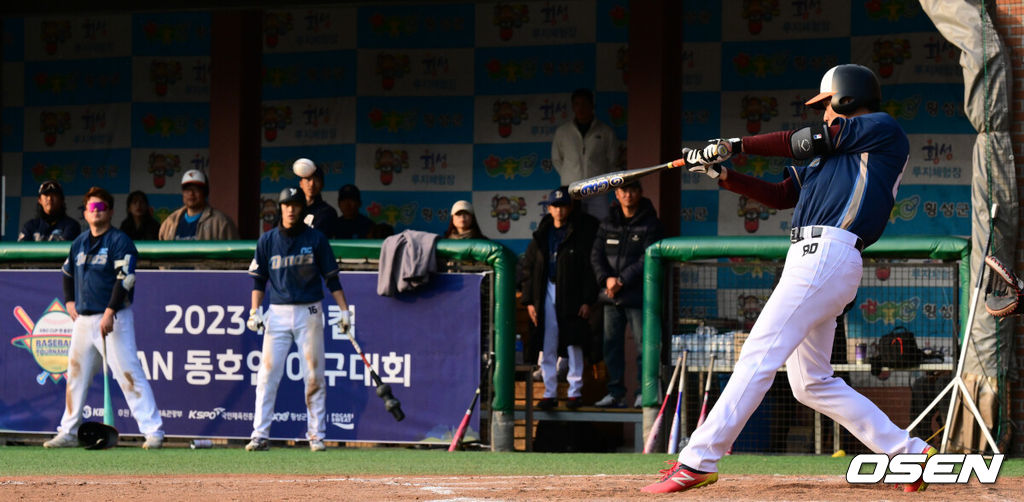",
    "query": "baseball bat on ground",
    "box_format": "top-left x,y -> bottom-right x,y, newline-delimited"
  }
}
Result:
343,306 -> 405,422
102,335 -> 114,427
644,351 -> 685,454
666,351 -> 688,454
81,335 -> 120,450
696,354 -> 717,428
448,387 -> 481,452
